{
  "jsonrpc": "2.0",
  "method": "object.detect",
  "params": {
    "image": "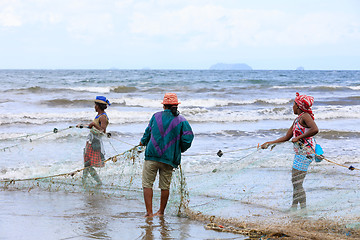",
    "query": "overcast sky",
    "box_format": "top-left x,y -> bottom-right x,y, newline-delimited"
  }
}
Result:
0,0 -> 359,70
